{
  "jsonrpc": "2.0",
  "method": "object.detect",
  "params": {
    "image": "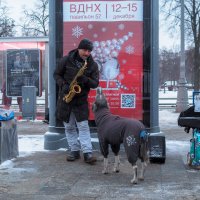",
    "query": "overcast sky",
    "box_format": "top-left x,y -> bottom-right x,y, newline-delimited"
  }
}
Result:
1,0 -> 34,32
1,0 -> 179,50
2,0 -> 34,15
